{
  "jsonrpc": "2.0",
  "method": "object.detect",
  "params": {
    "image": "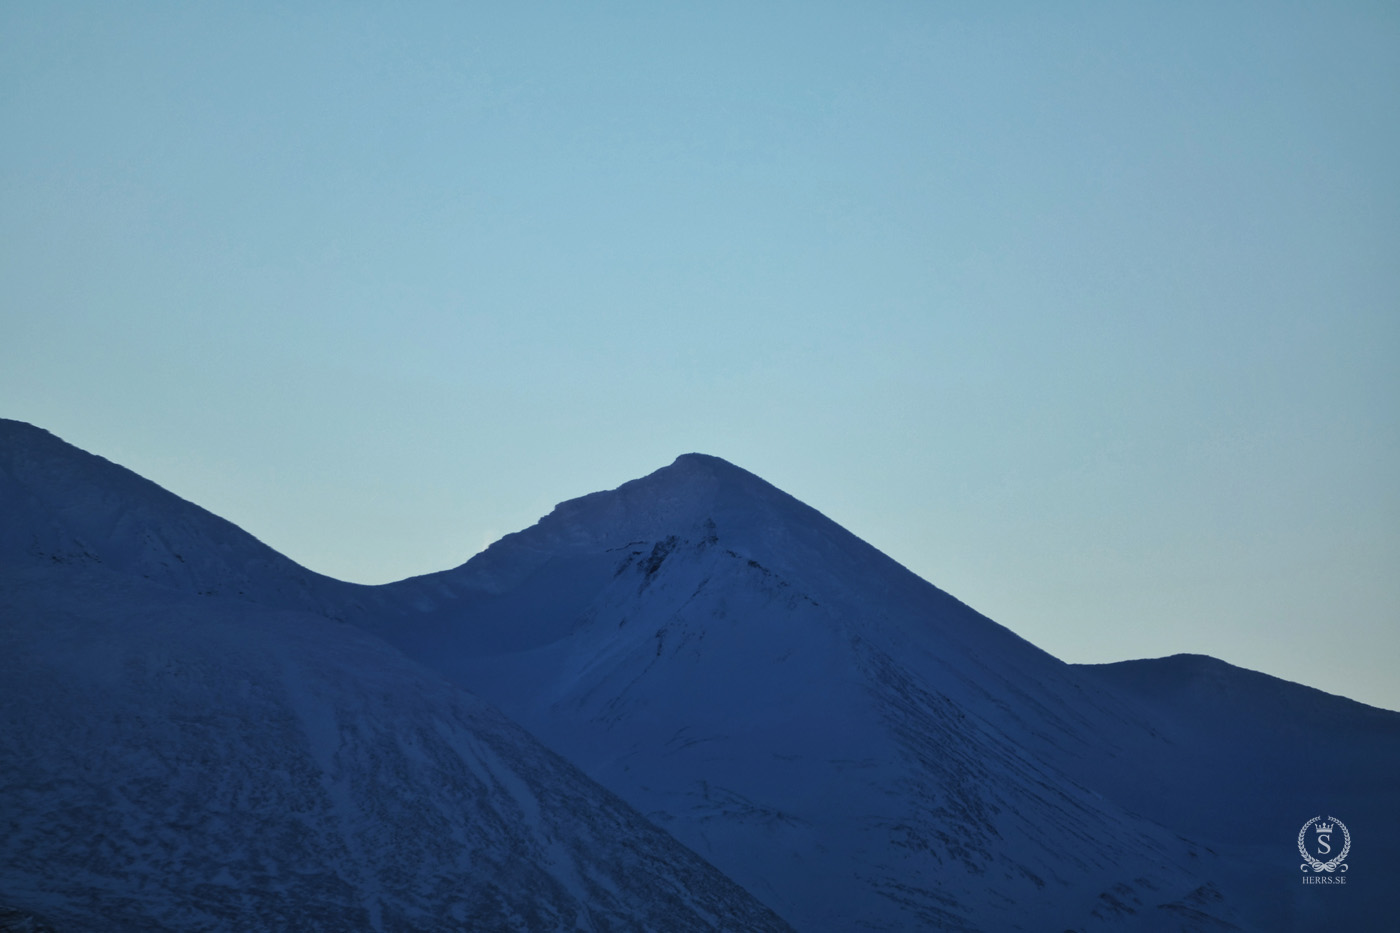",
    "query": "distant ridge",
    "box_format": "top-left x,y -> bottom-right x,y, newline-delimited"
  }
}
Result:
1079,652 -> 1399,715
